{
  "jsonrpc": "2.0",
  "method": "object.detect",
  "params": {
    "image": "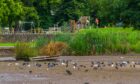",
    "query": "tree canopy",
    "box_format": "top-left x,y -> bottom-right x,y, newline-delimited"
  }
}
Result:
0,0 -> 140,29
